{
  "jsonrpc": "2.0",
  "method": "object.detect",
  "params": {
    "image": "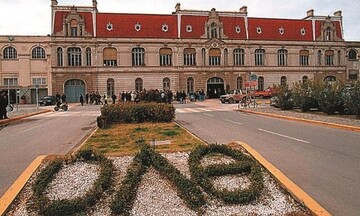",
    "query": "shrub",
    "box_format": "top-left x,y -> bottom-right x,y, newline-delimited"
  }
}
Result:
273,85 -> 294,110
347,81 -> 360,118
317,81 -> 345,115
99,102 -> 175,127
291,81 -> 321,112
